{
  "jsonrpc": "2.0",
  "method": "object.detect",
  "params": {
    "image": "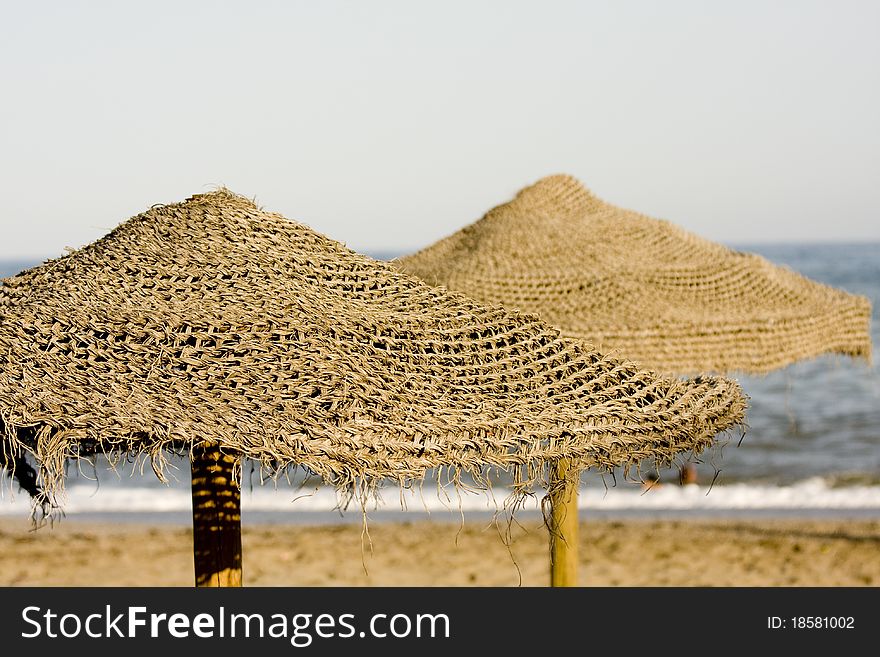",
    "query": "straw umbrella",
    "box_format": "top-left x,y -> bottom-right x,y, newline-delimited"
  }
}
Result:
0,189 -> 746,587
398,174 -> 873,586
